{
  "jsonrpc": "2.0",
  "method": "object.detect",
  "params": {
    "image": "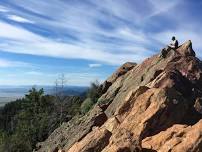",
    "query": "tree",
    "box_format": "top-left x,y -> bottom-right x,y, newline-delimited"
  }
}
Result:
55,74 -> 67,125
25,87 -> 44,117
